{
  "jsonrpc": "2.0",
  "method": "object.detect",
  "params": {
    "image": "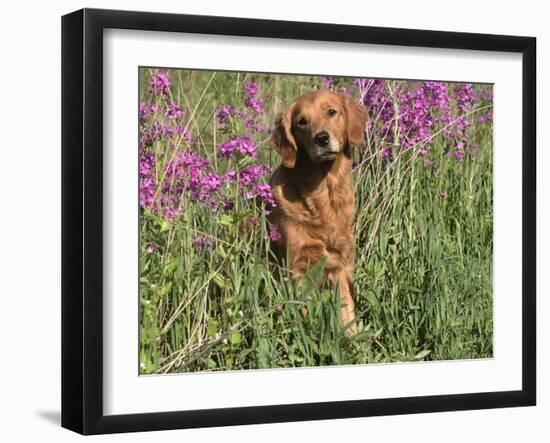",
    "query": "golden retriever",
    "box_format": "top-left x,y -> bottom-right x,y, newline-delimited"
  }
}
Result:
268,90 -> 367,333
